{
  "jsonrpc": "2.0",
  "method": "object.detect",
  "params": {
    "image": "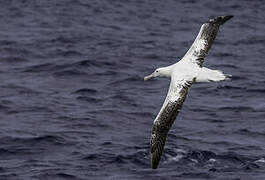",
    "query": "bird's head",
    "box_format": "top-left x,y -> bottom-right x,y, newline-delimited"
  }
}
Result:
144,67 -> 171,81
